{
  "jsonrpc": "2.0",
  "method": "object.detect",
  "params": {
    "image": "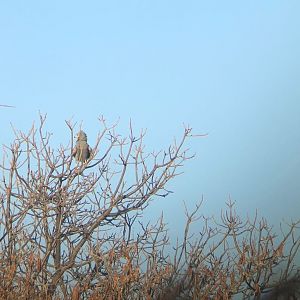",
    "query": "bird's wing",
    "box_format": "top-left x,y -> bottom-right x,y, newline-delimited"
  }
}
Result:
89,145 -> 93,157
